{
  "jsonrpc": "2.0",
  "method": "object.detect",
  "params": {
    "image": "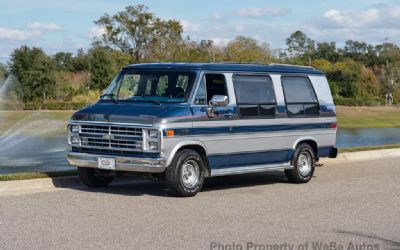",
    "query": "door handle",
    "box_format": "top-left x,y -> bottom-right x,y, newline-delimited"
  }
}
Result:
224,110 -> 234,118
